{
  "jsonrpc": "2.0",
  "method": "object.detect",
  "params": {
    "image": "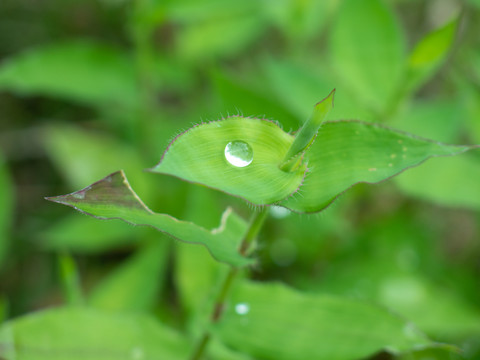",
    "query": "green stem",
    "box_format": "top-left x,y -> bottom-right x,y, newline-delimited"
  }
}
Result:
189,207 -> 269,360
